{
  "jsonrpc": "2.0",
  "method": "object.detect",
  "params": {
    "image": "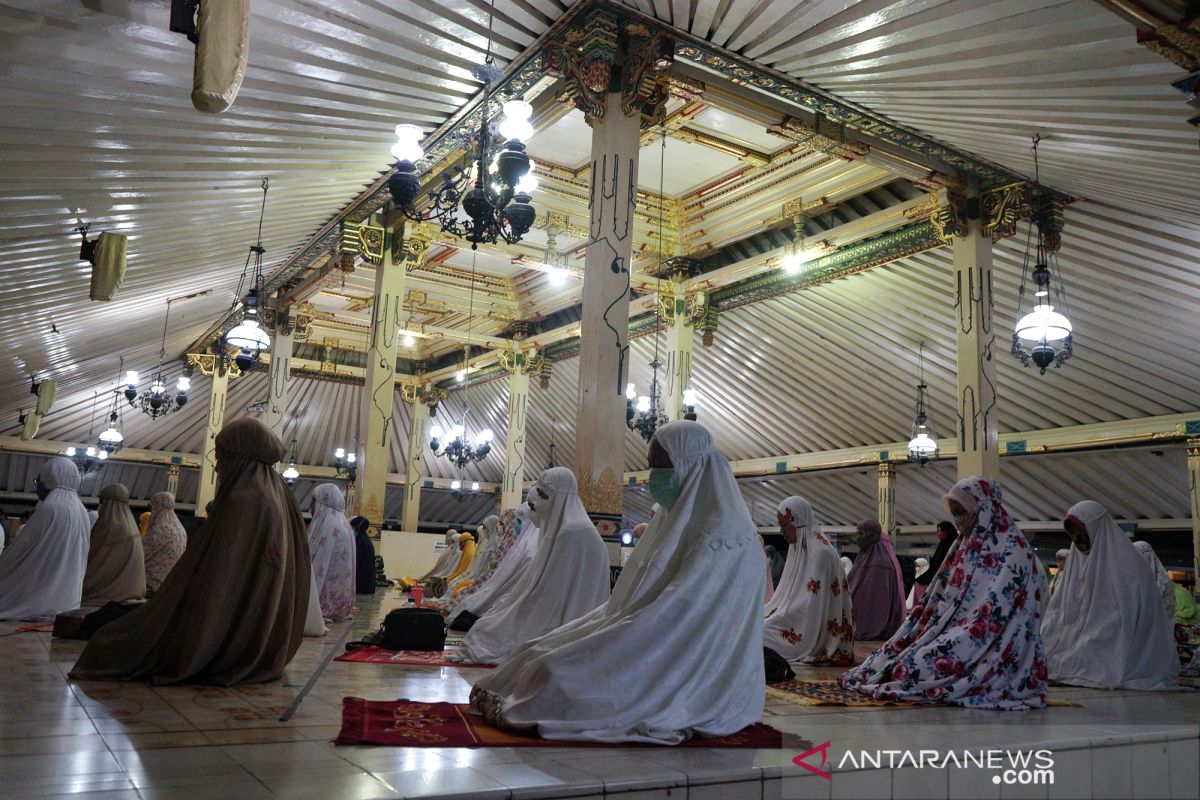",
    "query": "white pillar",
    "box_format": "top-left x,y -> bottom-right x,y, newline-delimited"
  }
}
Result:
354,213 -> 407,526
195,369 -> 229,517
265,324 -> 292,442
502,366 -> 530,510
953,199 -> 998,481
574,92 -> 642,530
402,387 -> 429,532
878,462 -> 896,534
